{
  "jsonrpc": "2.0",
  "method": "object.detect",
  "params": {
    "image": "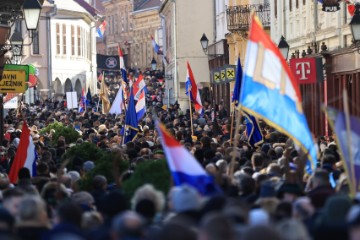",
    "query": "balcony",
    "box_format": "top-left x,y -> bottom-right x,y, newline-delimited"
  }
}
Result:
226,3 -> 270,33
